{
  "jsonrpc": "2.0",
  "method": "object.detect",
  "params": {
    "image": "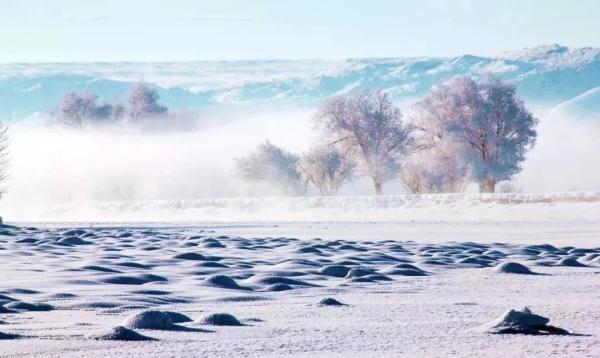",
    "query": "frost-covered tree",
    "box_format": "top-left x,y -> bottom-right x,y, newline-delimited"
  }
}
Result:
128,82 -> 167,120
54,91 -> 121,127
235,140 -> 304,196
111,103 -> 126,121
404,84 -> 470,193
475,77 -> 538,192
441,76 -> 538,193
299,144 -> 355,195
401,141 -> 468,193
405,76 -> 537,193
53,83 -> 171,127
314,90 -> 411,195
